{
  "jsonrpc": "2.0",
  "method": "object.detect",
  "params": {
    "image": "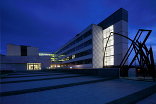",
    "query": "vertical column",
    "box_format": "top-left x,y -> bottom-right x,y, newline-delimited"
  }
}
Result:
92,24 -> 103,68
114,20 -> 128,66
